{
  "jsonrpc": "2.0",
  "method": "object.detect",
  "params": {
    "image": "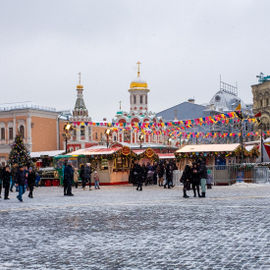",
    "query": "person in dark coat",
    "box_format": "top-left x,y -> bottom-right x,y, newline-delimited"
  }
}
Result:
164,162 -> 173,189
3,165 -> 11,200
157,163 -> 164,186
134,162 -> 143,191
141,163 -> 147,186
180,161 -> 192,198
79,165 -> 86,190
64,161 -> 74,196
27,167 -> 36,198
191,162 -> 201,197
16,166 -> 26,202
